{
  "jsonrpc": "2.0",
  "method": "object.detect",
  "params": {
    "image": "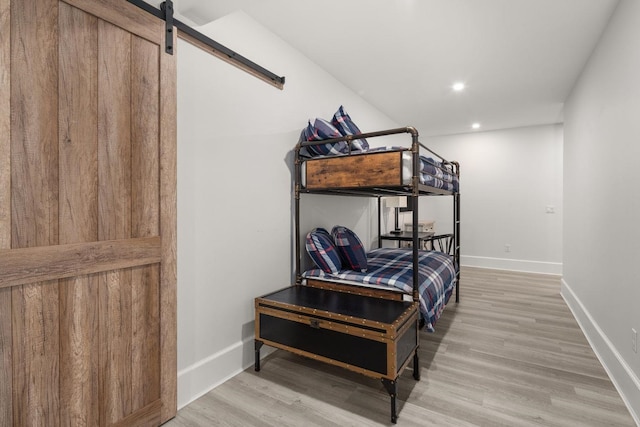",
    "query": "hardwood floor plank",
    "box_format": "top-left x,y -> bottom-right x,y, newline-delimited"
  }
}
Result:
166,267 -> 636,426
